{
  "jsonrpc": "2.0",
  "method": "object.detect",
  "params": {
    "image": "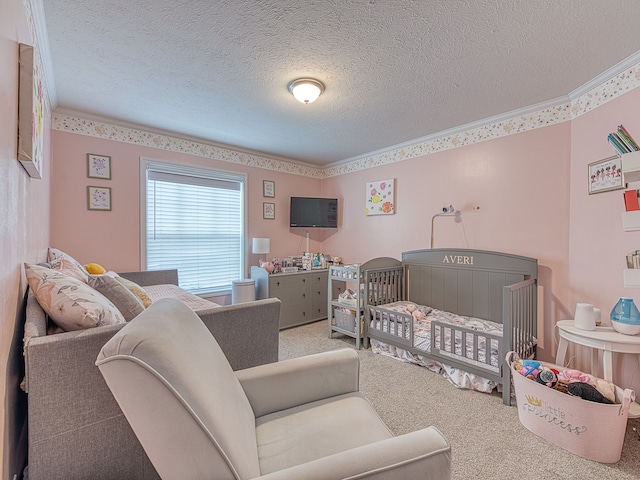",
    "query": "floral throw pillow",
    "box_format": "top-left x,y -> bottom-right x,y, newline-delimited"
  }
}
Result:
25,263 -> 125,331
